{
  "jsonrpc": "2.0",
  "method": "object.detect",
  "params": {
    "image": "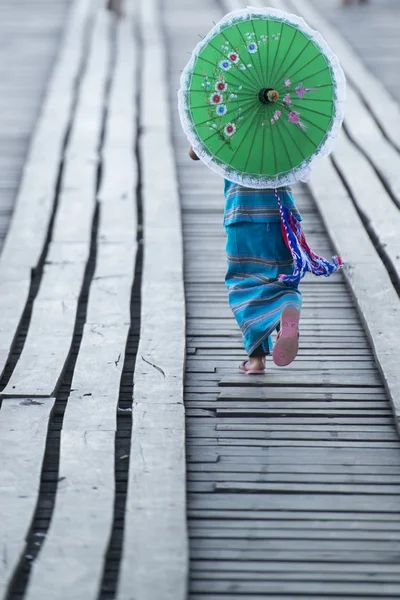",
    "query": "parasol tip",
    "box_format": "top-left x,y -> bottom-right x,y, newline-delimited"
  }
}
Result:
259,88 -> 280,104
